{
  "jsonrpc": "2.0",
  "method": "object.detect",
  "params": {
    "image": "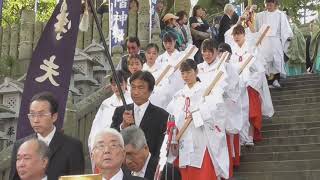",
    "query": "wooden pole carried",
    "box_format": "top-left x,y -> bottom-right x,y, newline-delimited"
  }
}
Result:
155,46 -> 197,85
